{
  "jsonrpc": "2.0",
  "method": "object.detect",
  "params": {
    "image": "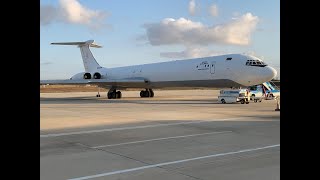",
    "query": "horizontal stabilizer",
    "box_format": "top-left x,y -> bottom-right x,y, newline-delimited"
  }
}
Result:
51,40 -> 102,48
